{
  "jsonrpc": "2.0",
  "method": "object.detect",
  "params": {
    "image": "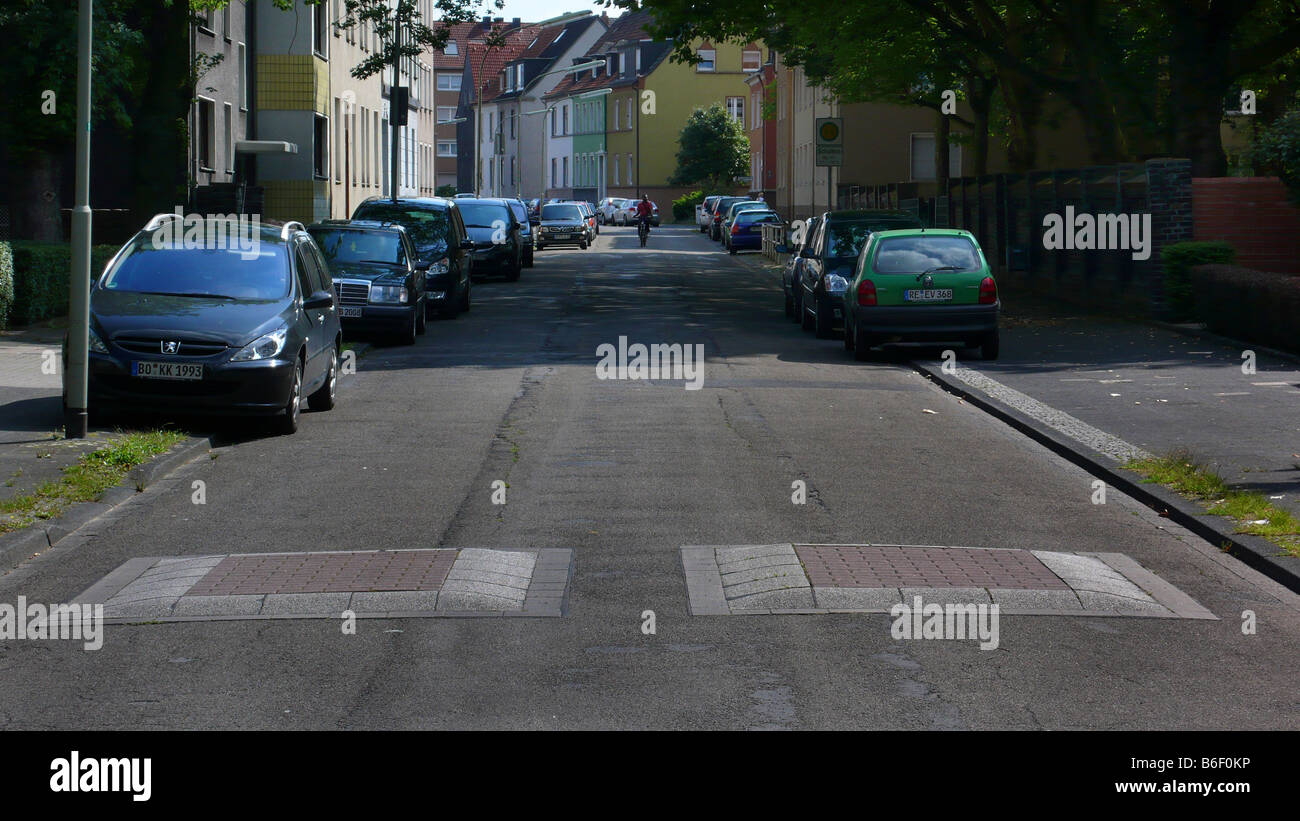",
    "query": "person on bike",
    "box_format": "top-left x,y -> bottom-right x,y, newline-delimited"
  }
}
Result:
635,195 -> 654,233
